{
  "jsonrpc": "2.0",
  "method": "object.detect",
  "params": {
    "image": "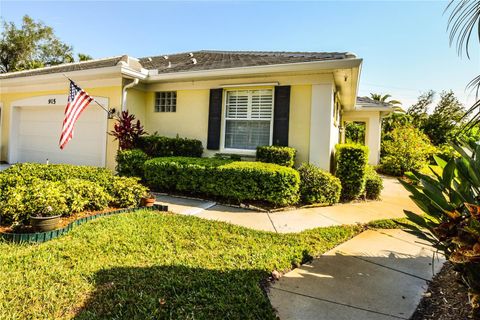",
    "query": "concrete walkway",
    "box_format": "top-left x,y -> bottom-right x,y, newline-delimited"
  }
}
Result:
155,176 -> 419,233
268,229 -> 445,319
